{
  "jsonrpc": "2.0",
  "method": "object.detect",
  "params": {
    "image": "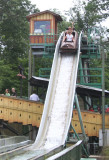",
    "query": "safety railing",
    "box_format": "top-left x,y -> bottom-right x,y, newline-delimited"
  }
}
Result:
78,68 -> 102,88
46,141 -> 82,160
39,68 -> 51,78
